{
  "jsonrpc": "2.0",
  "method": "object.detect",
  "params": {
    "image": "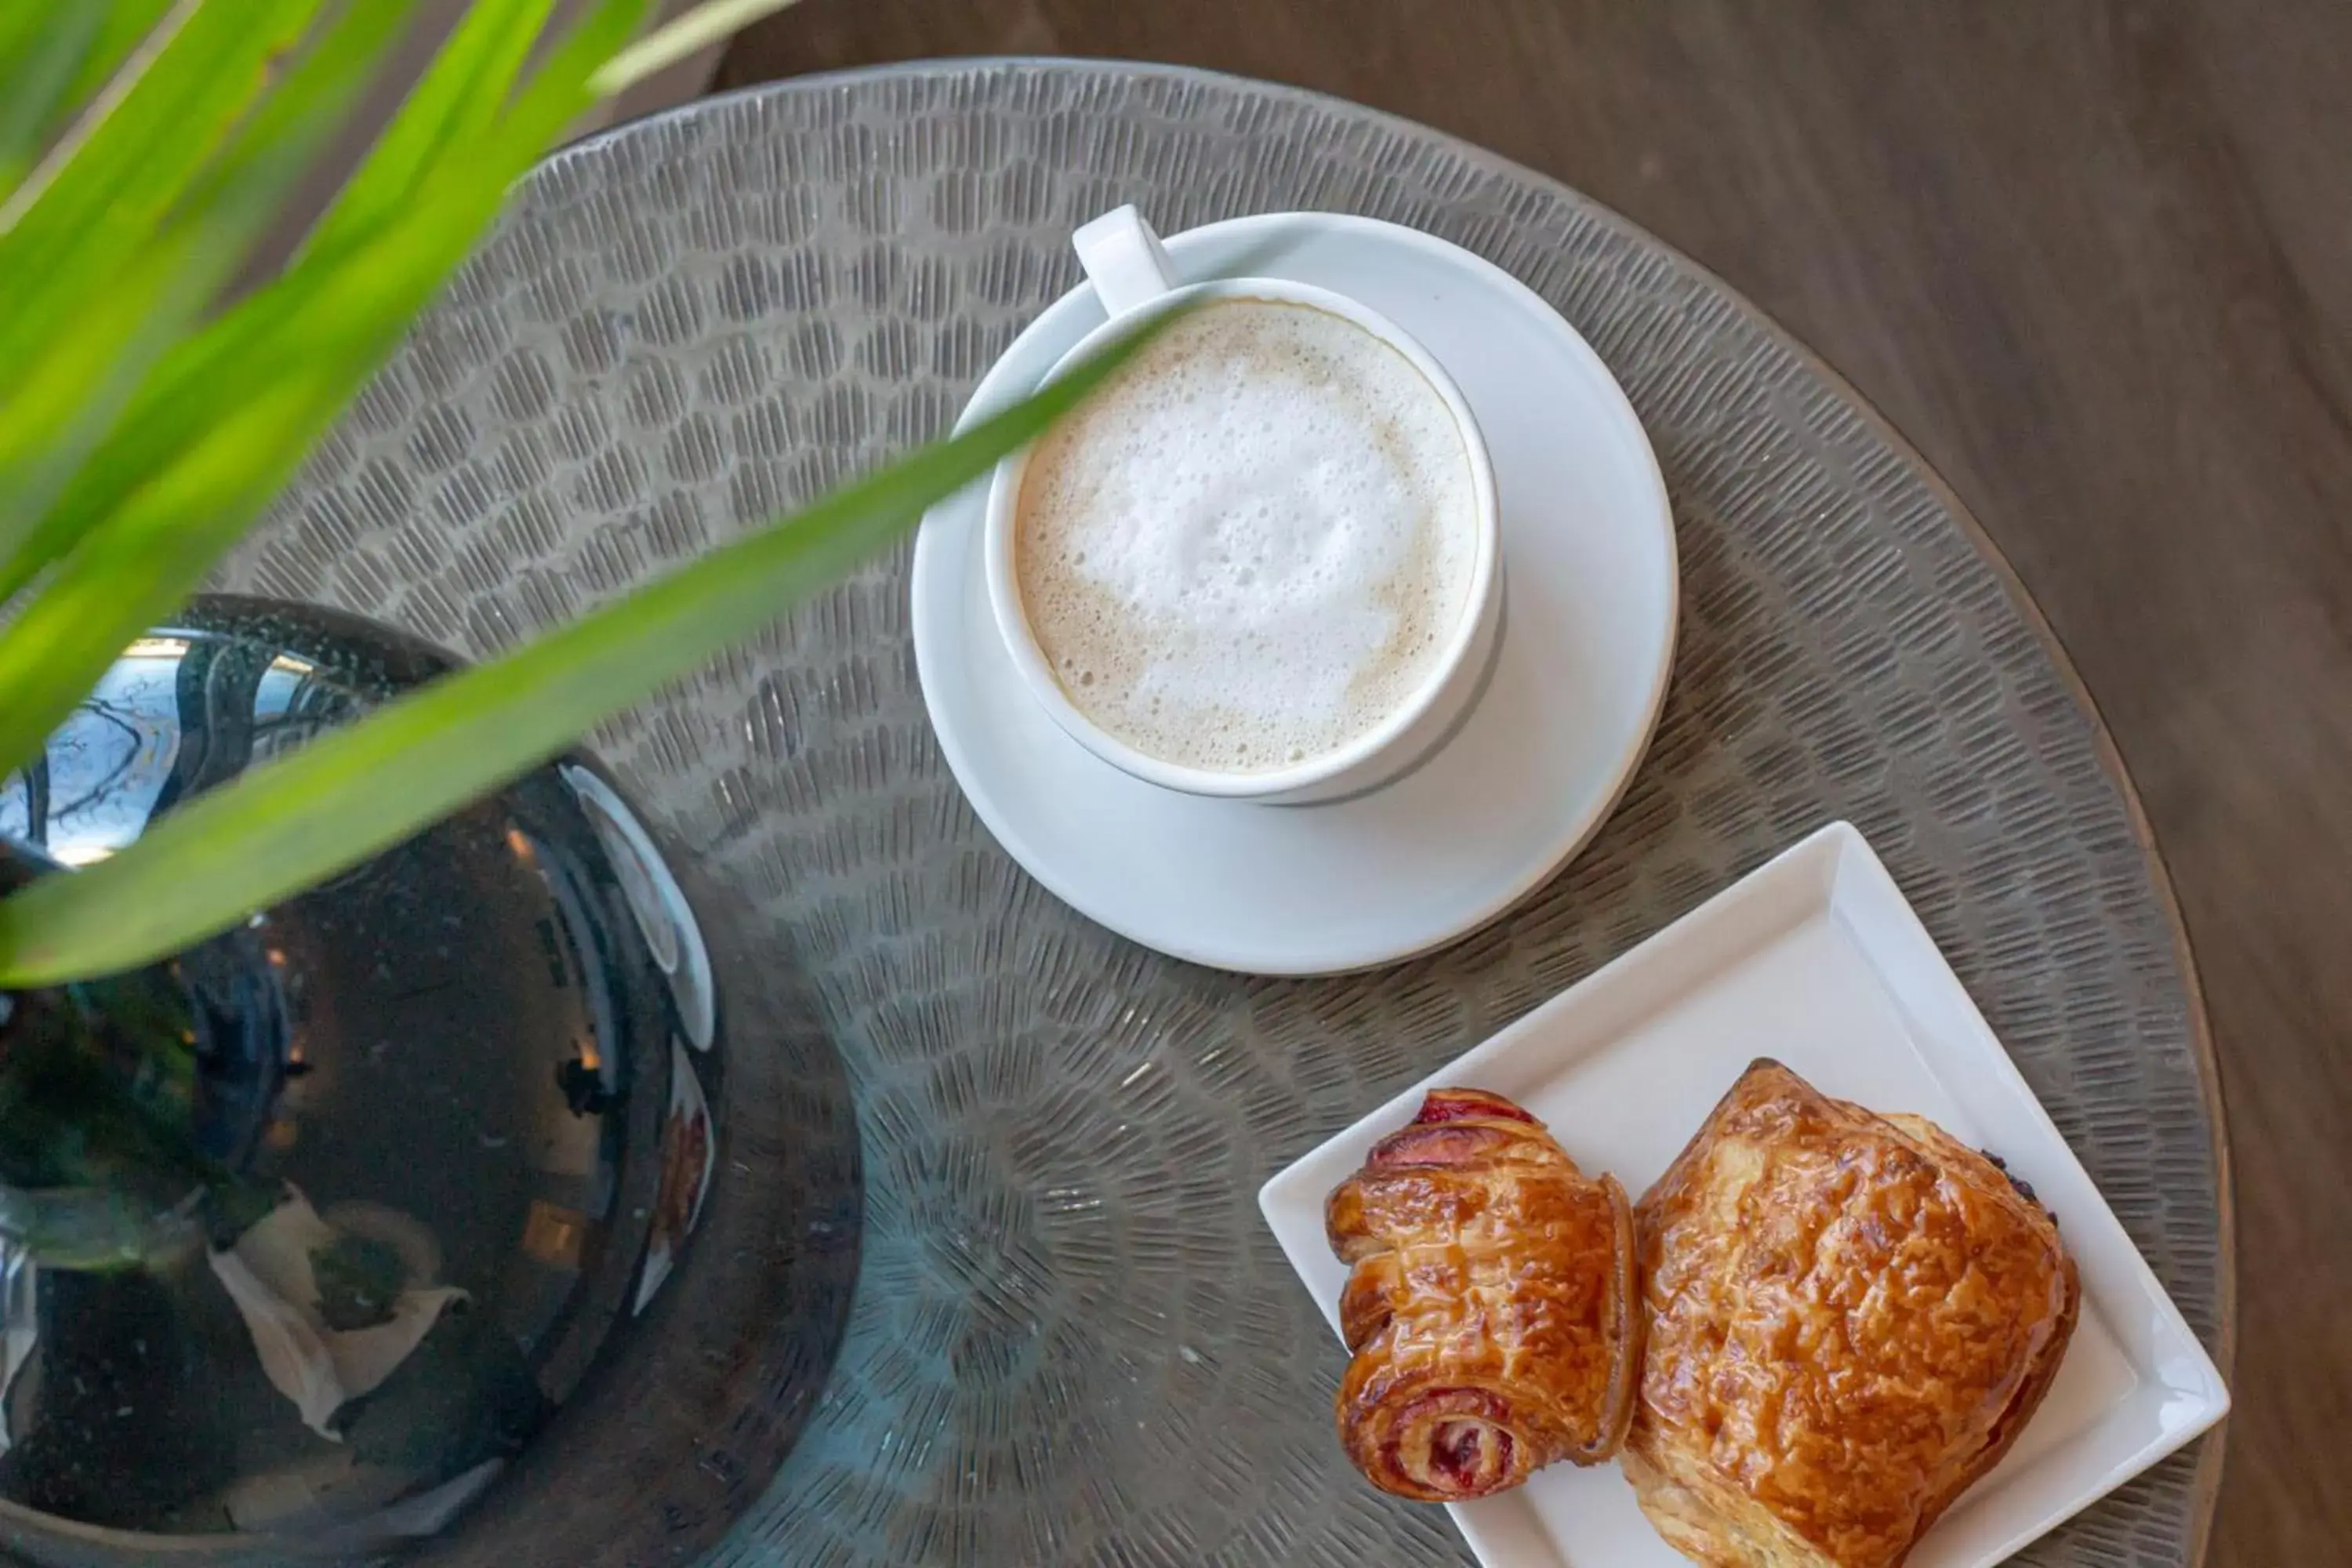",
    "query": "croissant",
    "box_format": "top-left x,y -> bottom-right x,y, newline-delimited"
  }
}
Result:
1624,1061 -> 2079,1568
1324,1087 -> 1639,1501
